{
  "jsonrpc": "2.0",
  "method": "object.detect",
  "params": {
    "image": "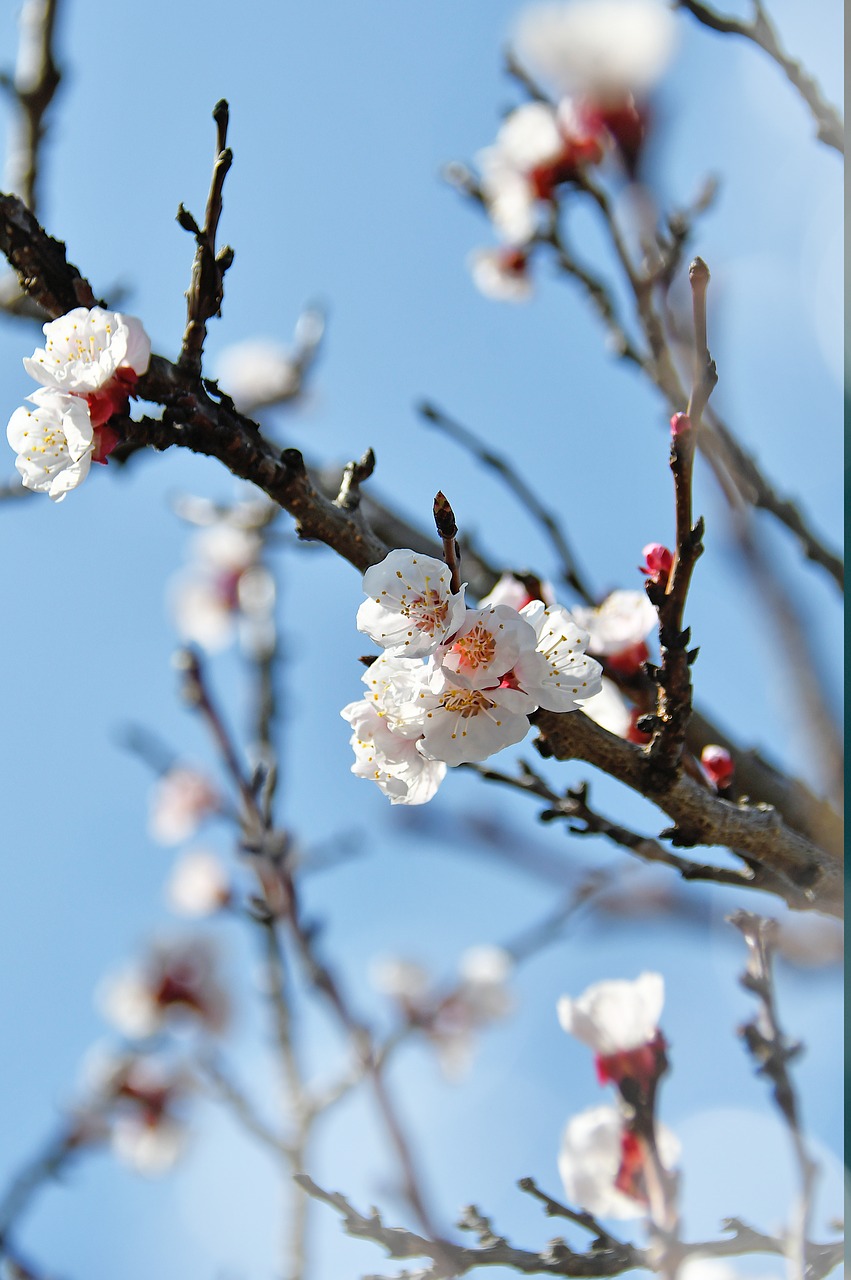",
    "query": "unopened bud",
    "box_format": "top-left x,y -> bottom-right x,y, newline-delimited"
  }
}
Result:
670,412 -> 691,437
640,543 -> 673,585
701,744 -> 734,791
